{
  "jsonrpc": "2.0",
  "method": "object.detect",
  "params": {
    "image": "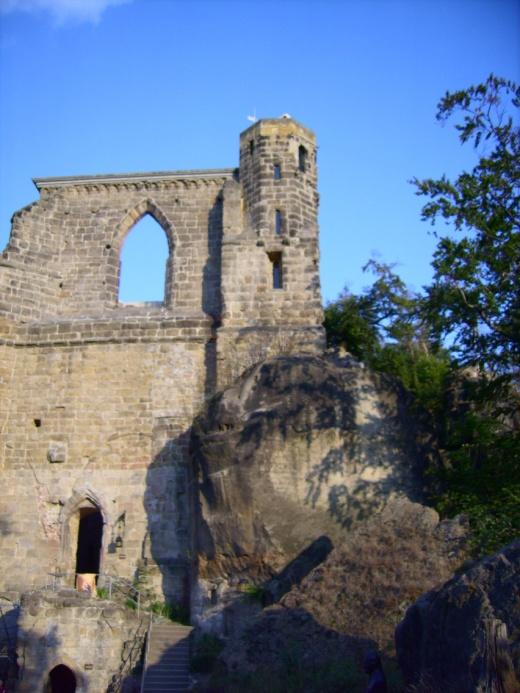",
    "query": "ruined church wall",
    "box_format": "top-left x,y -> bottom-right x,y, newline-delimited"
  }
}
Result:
0,172 -> 231,322
0,117 -> 326,606
0,331 -> 208,601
